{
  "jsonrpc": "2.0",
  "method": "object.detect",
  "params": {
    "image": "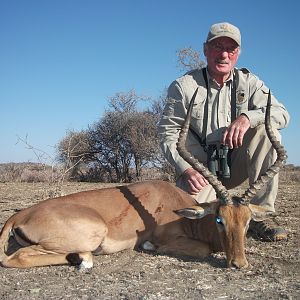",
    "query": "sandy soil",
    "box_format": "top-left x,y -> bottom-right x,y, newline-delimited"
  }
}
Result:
0,169 -> 299,300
